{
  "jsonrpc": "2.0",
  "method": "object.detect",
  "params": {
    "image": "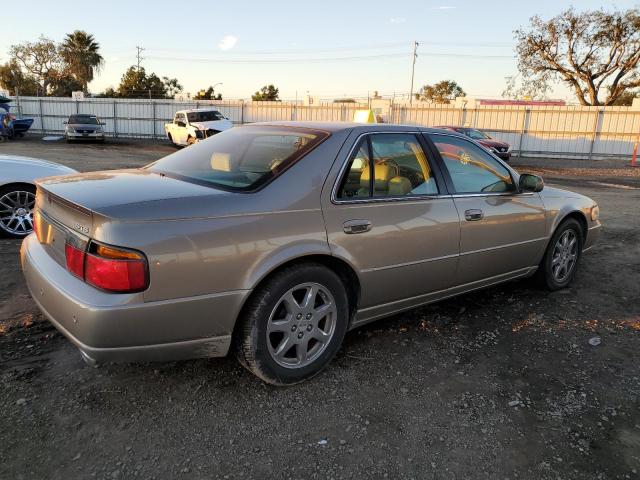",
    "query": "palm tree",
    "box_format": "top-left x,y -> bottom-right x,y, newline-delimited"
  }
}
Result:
60,31 -> 104,93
